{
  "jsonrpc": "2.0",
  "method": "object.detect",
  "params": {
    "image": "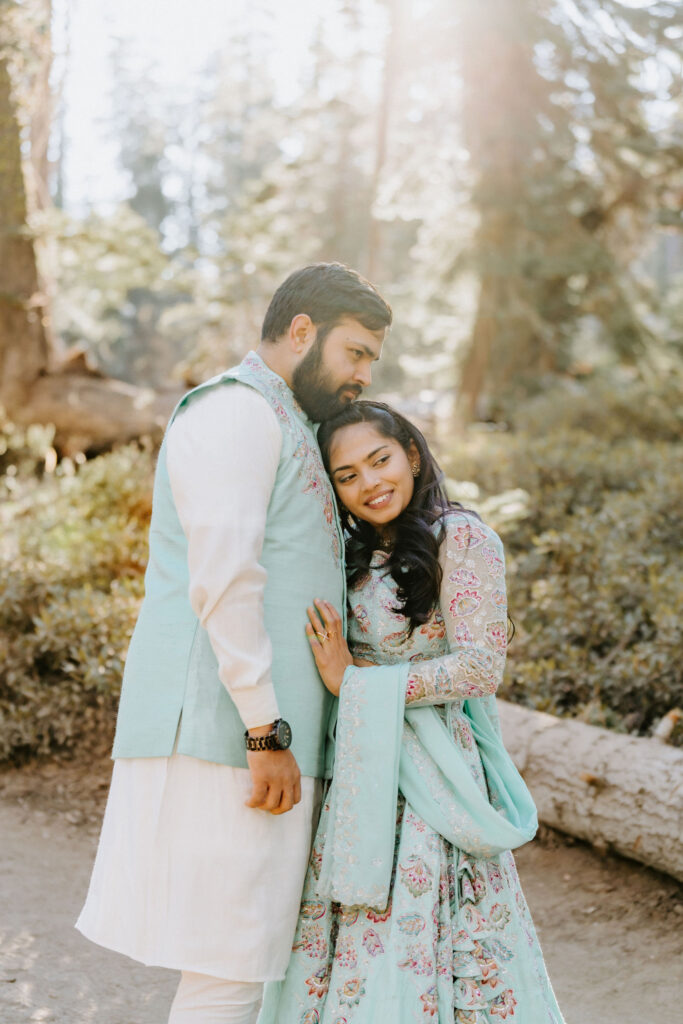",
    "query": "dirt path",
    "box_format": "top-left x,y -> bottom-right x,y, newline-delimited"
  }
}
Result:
1,760 -> 681,1024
